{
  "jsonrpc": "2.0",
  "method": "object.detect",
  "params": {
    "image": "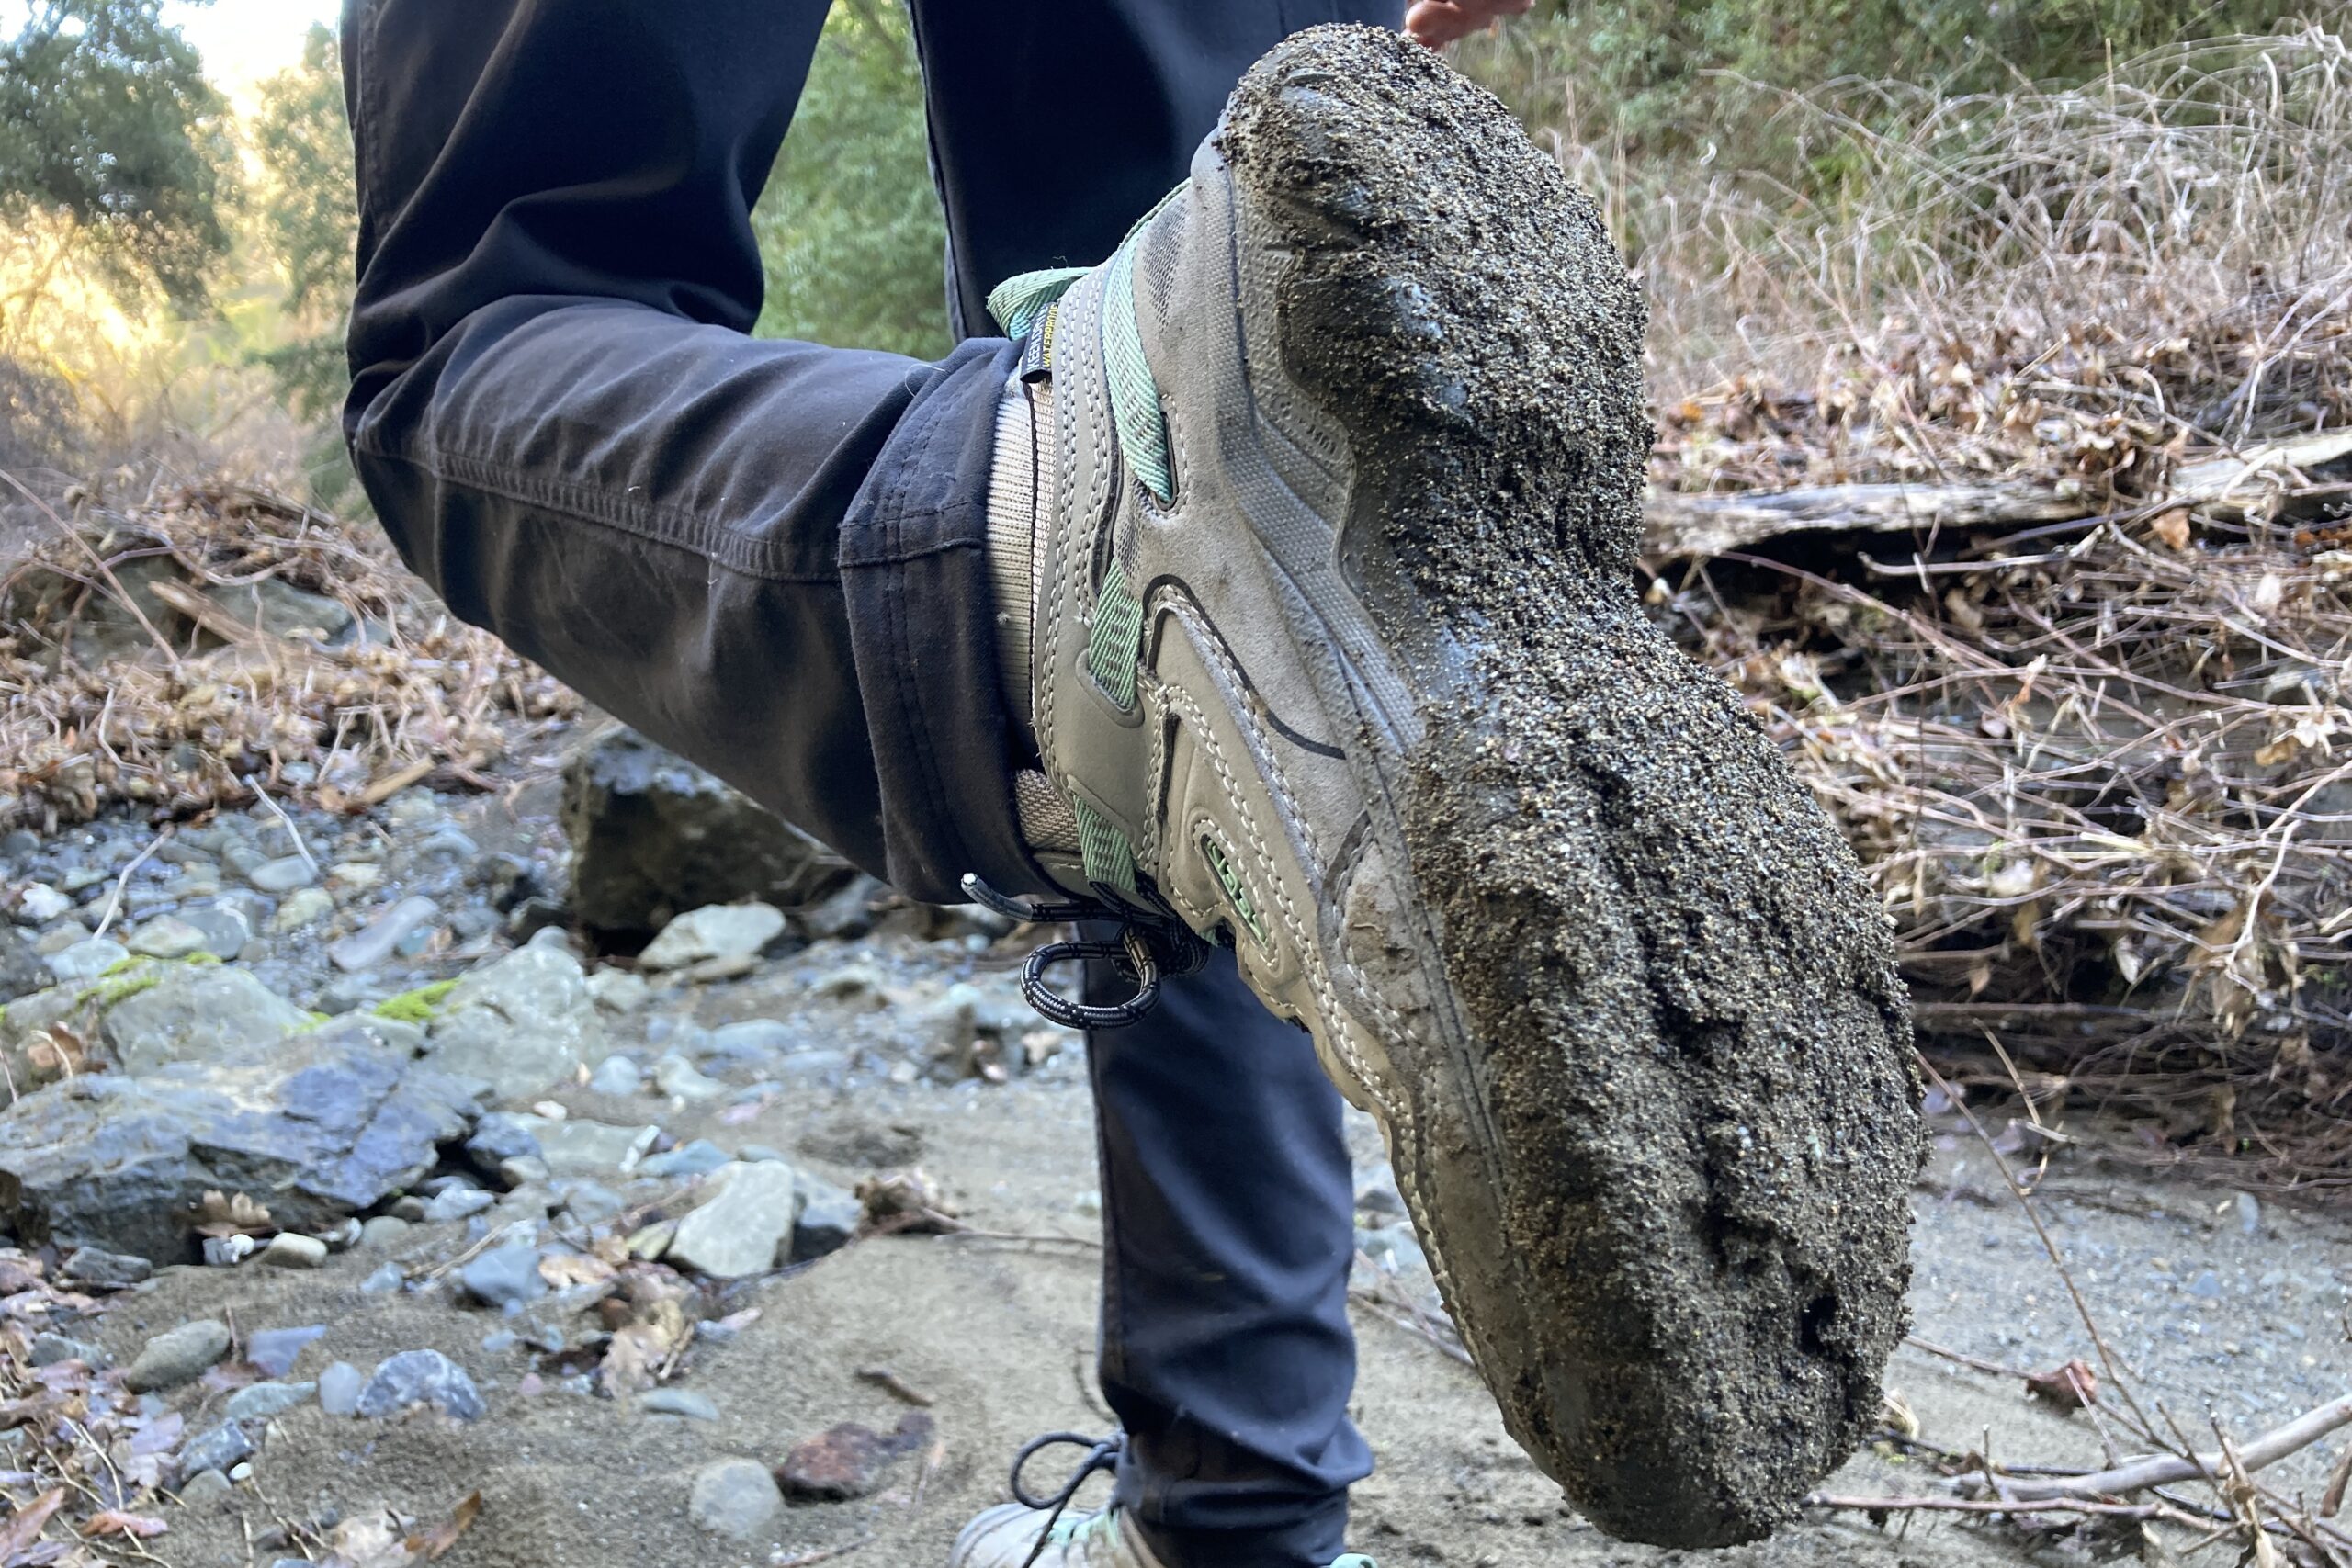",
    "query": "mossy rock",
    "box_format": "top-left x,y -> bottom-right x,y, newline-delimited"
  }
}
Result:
370,980 -> 458,1026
